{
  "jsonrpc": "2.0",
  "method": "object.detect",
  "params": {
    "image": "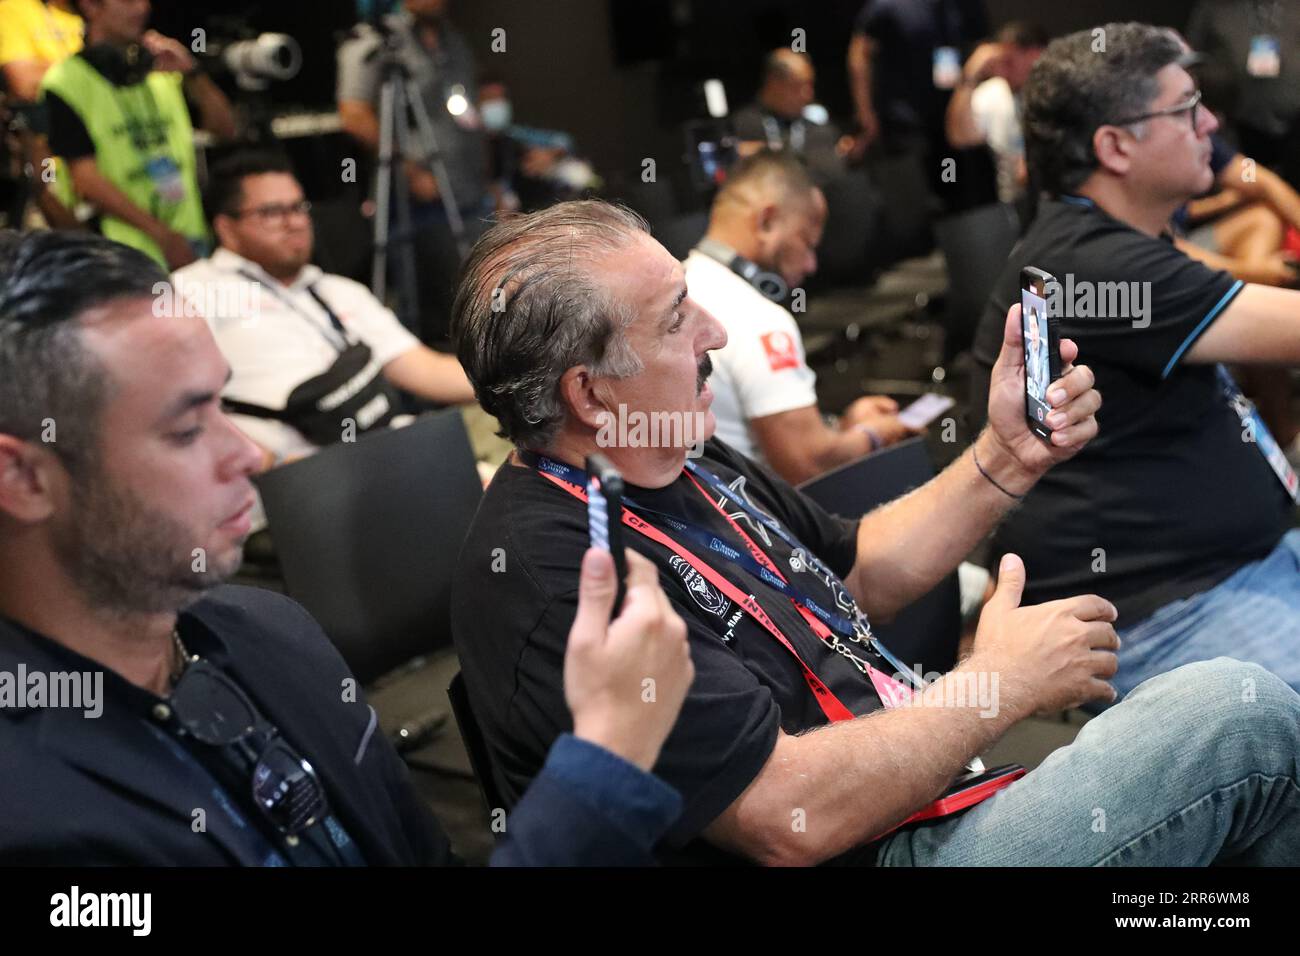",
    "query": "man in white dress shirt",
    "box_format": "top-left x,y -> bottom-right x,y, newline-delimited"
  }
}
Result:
173,150 -> 476,472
